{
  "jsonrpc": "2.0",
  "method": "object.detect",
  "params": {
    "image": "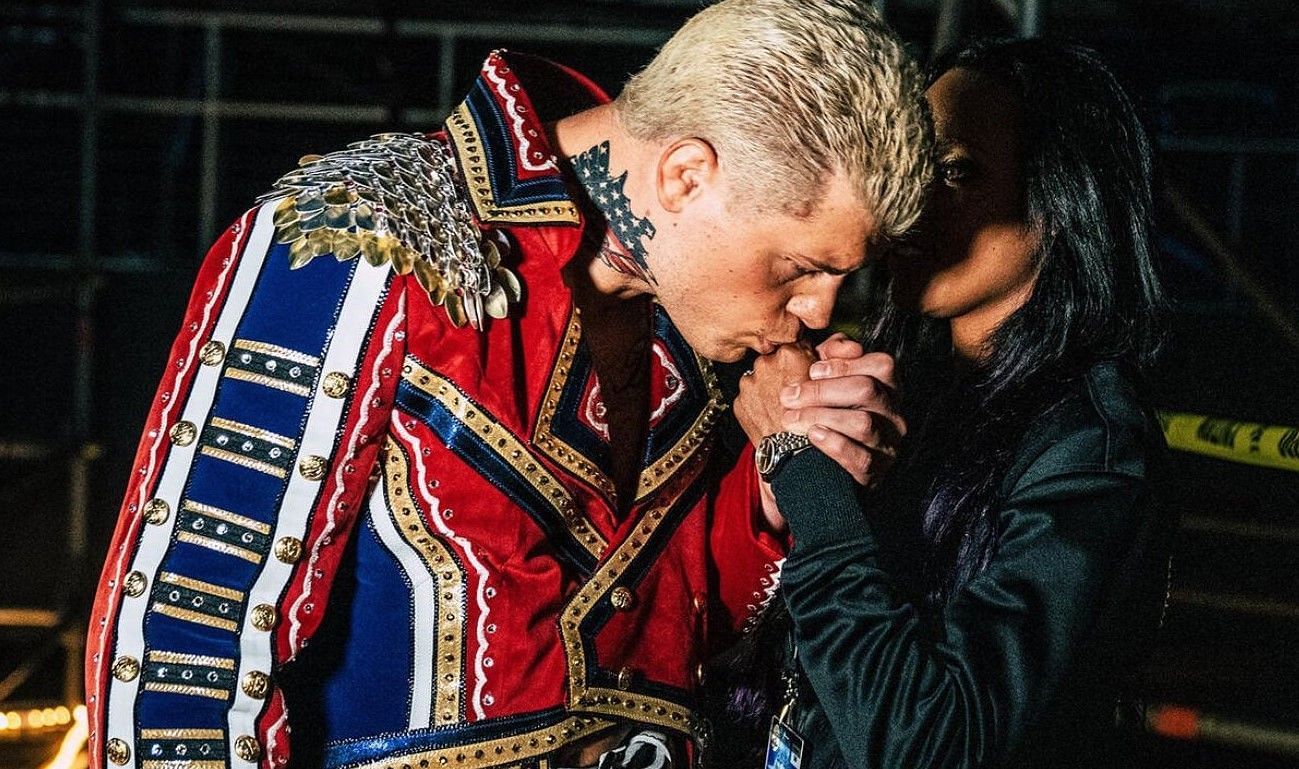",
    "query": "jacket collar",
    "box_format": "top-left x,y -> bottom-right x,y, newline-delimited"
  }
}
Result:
444,50 -> 609,227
